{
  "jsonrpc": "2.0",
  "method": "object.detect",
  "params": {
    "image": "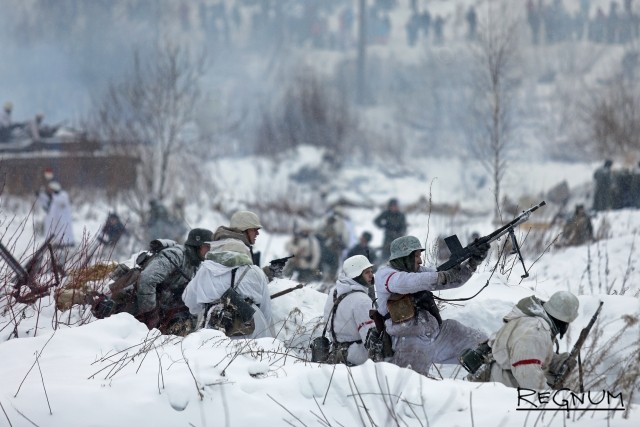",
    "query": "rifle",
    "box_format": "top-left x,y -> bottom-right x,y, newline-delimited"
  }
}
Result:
368,309 -> 394,359
551,301 -> 604,390
270,283 -> 303,299
0,236 -> 57,304
437,200 -> 546,278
